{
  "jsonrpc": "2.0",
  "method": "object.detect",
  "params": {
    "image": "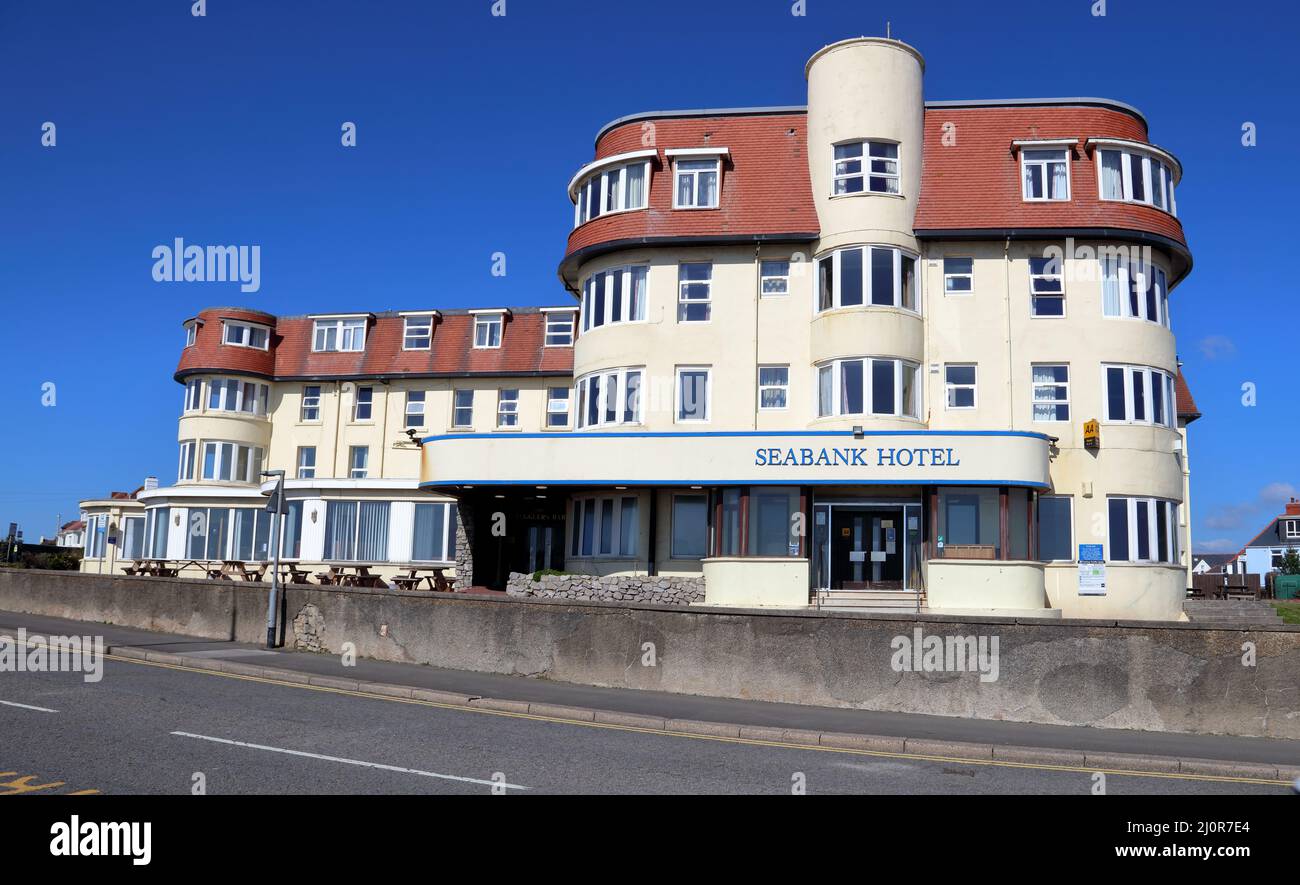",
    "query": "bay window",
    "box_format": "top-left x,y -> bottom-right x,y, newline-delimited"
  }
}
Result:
582,265 -> 648,331
183,378 -> 203,412
1097,147 -> 1177,215
1021,148 -> 1070,201
673,159 -> 720,209
222,321 -> 269,350
574,159 -> 651,227
816,357 -> 921,419
200,441 -> 264,483
1103,364 -> 1177,428
1101,256 -> 1170,327
576,367 -> 643,429
178,441 -> 196,481
1108,497 -> 1180,564
833,141 -> 900,195
312,317 -> 367,353
145,508 -> 170,559
569,495 -> 639,559
816,246 -> 918,313
205,378 -> 269,416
